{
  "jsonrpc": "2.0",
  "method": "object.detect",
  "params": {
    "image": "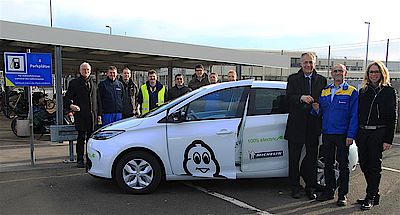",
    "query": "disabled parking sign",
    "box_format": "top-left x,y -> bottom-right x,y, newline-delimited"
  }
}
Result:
4,52 -> 52,86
